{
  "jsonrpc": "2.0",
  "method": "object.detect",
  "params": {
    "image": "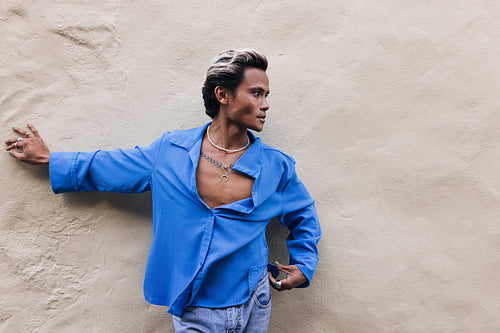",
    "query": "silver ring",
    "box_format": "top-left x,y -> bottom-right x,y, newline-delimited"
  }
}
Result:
15,142 -> 18,148
25,133 -> 30,138
275,280 -> 281,290
17,137 -> 23,142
